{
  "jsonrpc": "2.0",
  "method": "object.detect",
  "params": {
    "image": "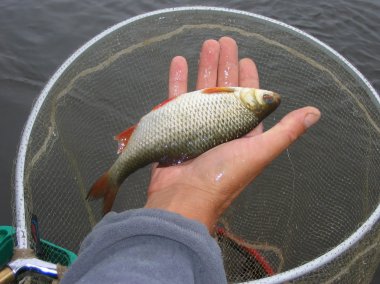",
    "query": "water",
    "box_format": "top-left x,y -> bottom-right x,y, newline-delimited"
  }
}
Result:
0,0 -> 379,281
